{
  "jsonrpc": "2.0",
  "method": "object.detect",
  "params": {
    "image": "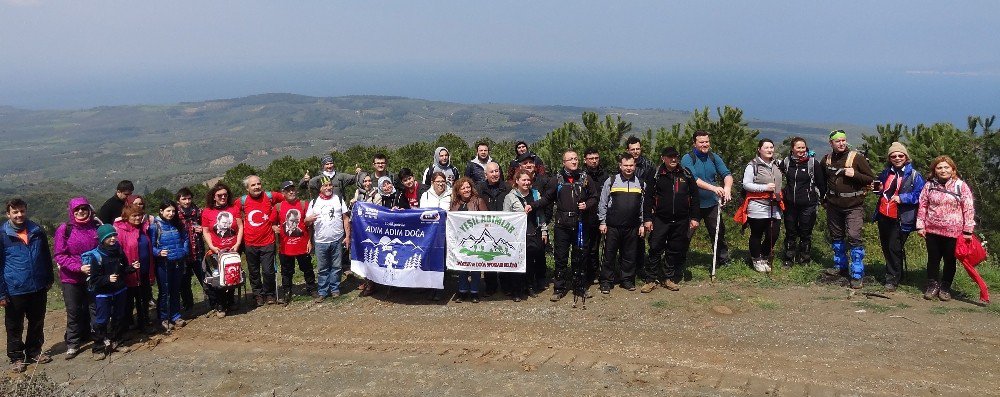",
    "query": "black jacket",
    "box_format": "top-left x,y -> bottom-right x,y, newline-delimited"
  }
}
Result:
477,180 -> 511,211
781,156 -> 825,206
584,165 -> 610,225
644,163 -> 699,223
537,168 -> 599,229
